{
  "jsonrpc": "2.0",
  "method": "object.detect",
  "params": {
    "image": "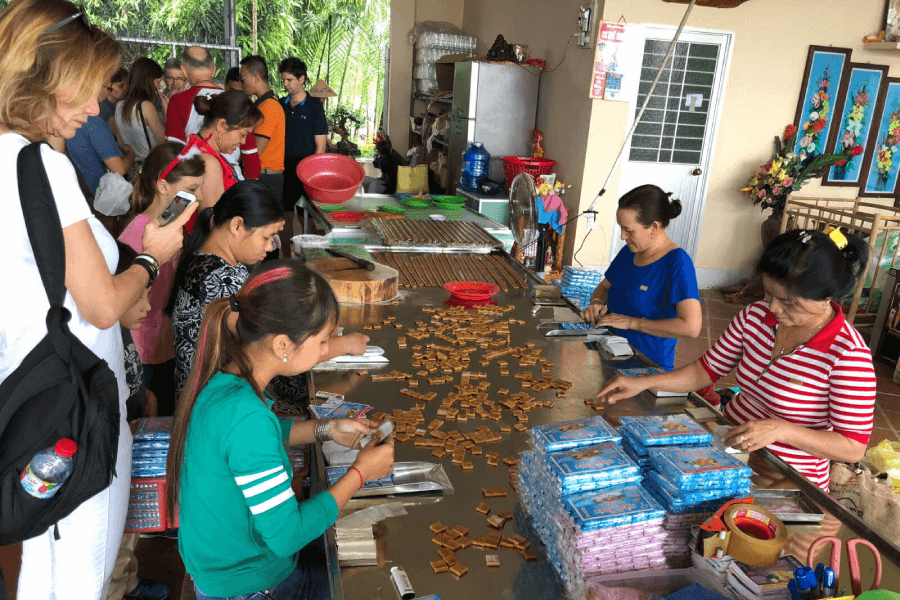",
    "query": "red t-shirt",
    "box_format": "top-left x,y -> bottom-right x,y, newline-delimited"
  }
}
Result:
165,85 -> 260,179
700,301 -> 875,491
